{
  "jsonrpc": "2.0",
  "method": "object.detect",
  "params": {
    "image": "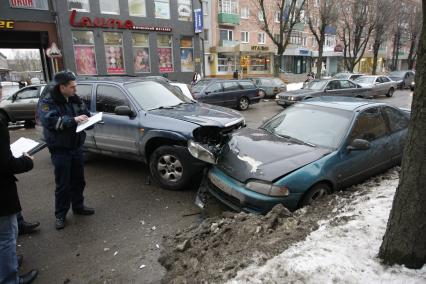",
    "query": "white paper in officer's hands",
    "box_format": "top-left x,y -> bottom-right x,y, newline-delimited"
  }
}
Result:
10,137 -> 40,158
76,112 -> 103,133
